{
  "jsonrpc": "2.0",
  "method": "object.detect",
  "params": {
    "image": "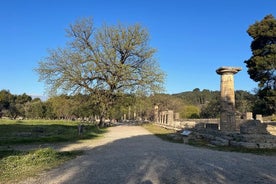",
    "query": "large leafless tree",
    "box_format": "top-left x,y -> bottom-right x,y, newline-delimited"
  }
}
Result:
36,18 -> 165,125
